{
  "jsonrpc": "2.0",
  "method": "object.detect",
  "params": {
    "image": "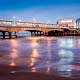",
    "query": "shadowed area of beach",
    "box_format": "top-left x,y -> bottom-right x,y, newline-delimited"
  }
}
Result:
0,65 -> 77,80
0,67 -> 75,80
